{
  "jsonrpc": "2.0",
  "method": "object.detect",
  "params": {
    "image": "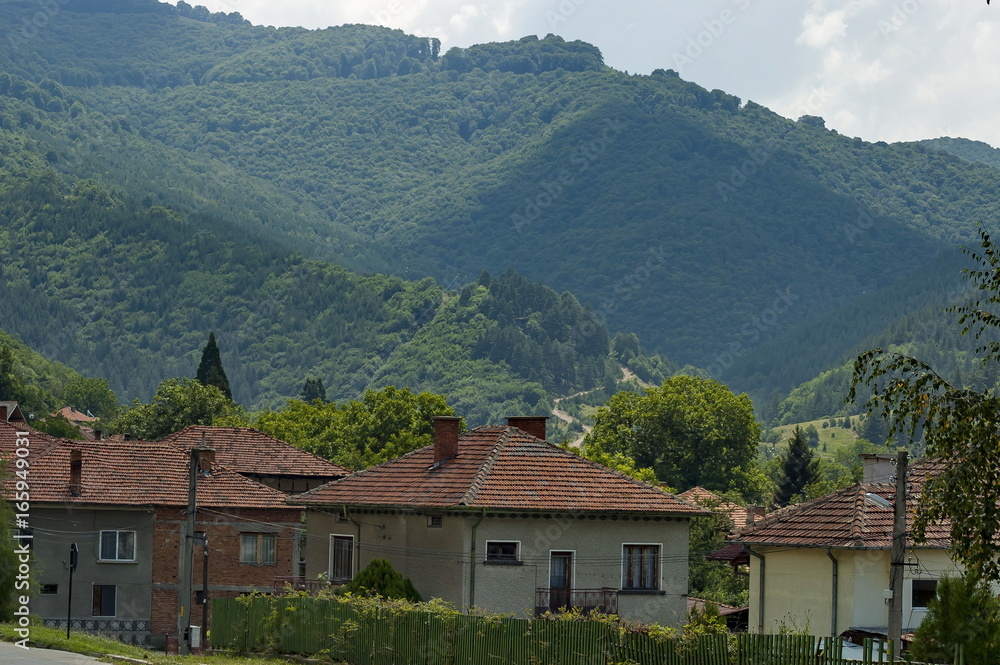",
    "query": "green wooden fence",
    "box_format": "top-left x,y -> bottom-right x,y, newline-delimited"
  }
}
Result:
211,596 -> 956,665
